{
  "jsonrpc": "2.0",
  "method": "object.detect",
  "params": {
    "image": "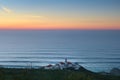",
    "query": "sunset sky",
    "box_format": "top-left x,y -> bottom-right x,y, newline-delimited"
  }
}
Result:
0,0 -> 120,30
